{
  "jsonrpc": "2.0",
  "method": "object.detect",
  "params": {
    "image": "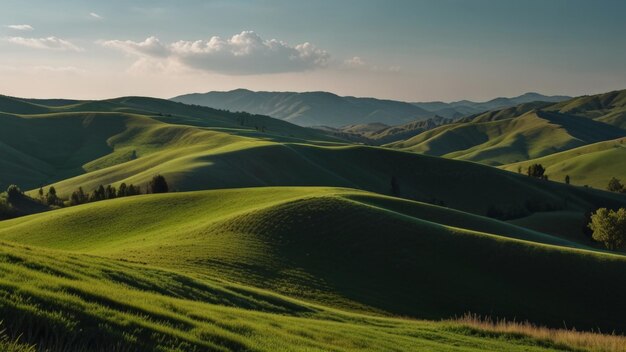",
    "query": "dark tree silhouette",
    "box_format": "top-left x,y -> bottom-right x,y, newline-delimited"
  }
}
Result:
6,185 -> 22,201
148,175 -> 169,194
526,164 -> 546,179
105,185 -> 117,199
565,175 -> 570,185
118,183 -> 128,197
390,176 -> 400,196
46,186 -> 59,206
70,187 -> 88,206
